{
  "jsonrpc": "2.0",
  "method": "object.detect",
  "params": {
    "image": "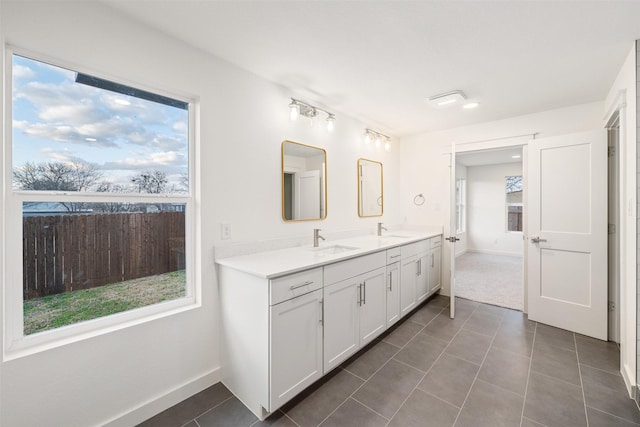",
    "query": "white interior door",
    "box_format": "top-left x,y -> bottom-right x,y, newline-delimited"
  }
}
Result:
448,145 -> 457,318
528,130 -> 607,340
294,170 -> 321,220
